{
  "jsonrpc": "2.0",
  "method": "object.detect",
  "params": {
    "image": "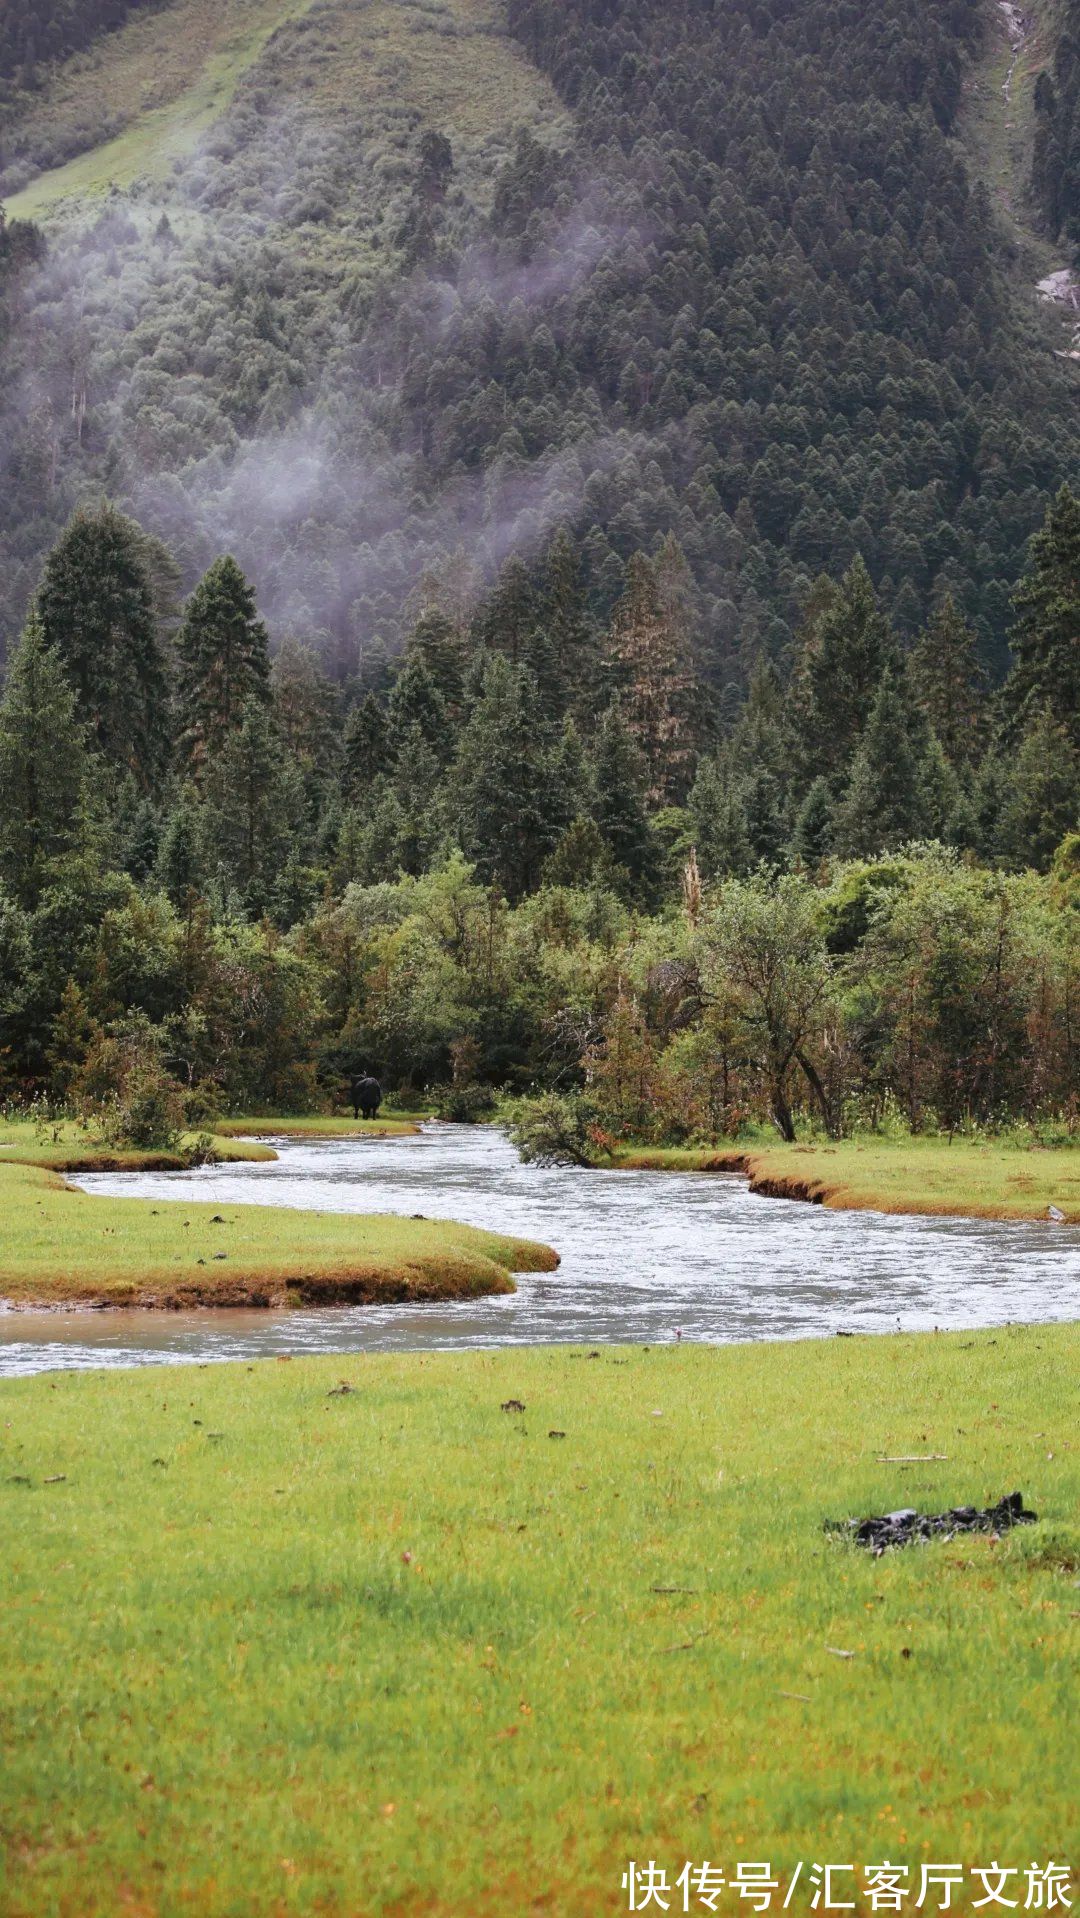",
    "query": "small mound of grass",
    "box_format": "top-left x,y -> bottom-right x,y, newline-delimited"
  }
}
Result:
0,1120 -> 557,1308
612,1136 -> 1080,1222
